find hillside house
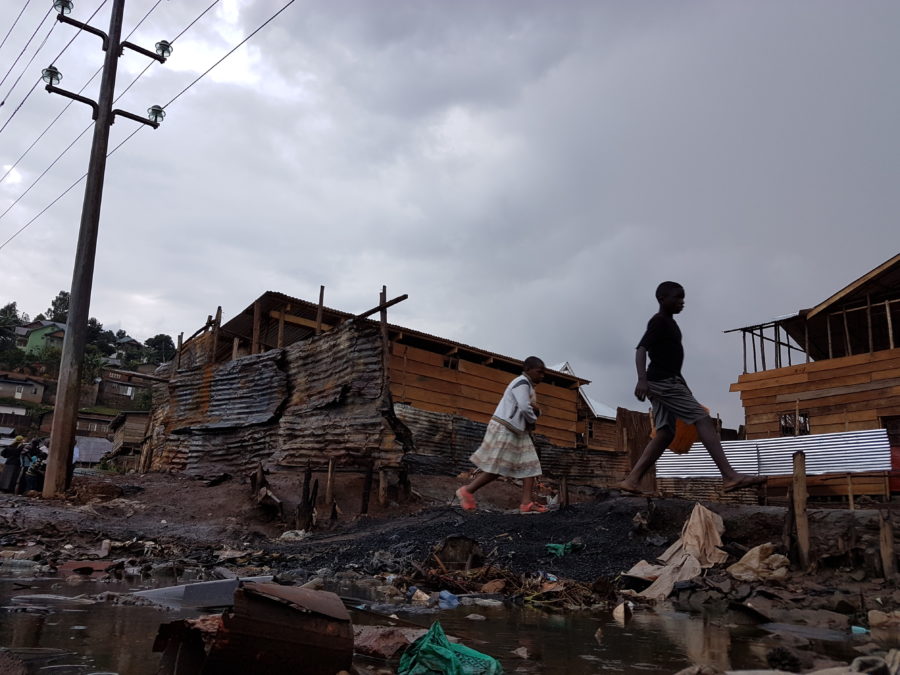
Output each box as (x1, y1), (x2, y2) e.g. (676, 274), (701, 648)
(15, 321), (66, 354)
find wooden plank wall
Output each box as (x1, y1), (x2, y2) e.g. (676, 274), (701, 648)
(731, 348), (900, 439)
(389, 343), (578, 447)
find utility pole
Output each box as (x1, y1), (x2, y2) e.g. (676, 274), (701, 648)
(42, 0), (169, 498)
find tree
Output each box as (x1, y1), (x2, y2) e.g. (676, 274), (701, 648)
(0, 301), (27, 350)
(144, 334), (175, 363)
(82, 346), (104, 383)
(115, 329), (127, 339)
(86, 317), (116, 356)
(46, 291), (69, 323)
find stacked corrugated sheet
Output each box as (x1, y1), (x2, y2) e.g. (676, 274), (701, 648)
(656, 428), (891, 478)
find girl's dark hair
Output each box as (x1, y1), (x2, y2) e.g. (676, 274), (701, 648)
(523, 356), (544, 370)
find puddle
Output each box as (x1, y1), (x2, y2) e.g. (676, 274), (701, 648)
(0, 574), (869, 674)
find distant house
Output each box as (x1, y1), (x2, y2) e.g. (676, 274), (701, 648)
(0, 374), (44, 404)
(15, 321), (67, 354)
(107, 411), (150, 471)
(97, 368), (153, 409)
(39, 409), (116, 438)
(115, 336), (144, 362)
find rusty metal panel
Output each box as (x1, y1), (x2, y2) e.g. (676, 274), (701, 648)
(240, 583), (350, 621)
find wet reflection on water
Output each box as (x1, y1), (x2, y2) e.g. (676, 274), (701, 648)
(0, 574), (867, 674)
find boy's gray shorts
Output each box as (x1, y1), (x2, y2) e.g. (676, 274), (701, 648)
(648, 377), (709, 431)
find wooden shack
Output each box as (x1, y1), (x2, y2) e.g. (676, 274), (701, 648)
(142, 290), (639, 489)
(727, 253), (900, 500)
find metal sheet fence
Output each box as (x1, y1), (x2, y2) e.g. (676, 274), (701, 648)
(656, 429), (891, 478)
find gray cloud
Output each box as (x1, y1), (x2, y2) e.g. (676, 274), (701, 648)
(1, 0), (898, 425)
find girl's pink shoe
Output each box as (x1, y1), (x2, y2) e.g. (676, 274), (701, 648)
(455, 487), (476, 511)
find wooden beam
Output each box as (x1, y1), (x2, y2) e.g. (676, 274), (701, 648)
(267, 310), (334, 332)
(843, 309), (852, 357)
(324, 457), (335, 507)
(251, 301), (261, 355)
(880, 510), (896, 580)
(277, 307), (285, 348)
(209, 306), (221, 362)
(355, 294), (408, 321)
(887, 300), (895, 351)
(751, 329), (758, 372)
(792, 451), (810, 570)
(804, 323), (810, 364)
(847, 473), (854, 510)
(827, 314), (833, 359)
(380, 285), (392, 412)
(378, 469), (388, 507)
(175, 332), (183, 370)
(774, 377), (900, 403)
(315, 285), (325, 335)
(231, 337), (239, 361)
(867, 294), (874, 353)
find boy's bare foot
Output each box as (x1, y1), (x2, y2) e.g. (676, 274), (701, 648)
(722, 474), (766, 492)
(615, 480), (654, 496)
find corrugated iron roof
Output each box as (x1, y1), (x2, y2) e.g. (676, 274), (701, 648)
(656, 429), (891, 478)
(219, 291), (589, 388)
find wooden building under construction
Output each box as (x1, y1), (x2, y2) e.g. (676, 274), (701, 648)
(141, 290), (641, 490)
(727, 253), (900, 499)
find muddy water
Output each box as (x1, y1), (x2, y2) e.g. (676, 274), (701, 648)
(0, 573), (863, 674)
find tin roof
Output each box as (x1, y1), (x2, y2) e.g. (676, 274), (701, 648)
(656, 428), (891, 478)
(217, 291), (588, 389)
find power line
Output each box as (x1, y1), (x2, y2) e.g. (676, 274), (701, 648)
(0, 0), (161, 184)
(0, 7), (51, 92)
(164, 0), (296, 109)
(0, 0), (33, 53)
(1, 14), (57, 107)
(0, 0), (298, 252)
(171, 0), (220, 43)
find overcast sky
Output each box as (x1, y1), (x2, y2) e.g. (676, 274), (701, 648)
(1, 0), (898, 425)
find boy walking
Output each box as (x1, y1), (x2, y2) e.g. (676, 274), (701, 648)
(455, 356), (548, 514)
(617, 282), (765, 495)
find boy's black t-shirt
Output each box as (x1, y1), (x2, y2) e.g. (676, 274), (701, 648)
(637, 313), (684, 381)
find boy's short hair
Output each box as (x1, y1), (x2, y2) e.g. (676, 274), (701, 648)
(523, 356), (545, 370)
(655, 281), (684, 301)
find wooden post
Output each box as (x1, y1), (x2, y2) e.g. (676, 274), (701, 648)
(867, 294), (874, 353)
(774, 324), (781, 369)
(324, 457), (335, 506)
(175, 332), (183, 370)
(560, 475), (570, 508)
(792, 451), (810, 570)
(231, 337), (239, 360)
(880, 510), (896, 580)
(843, 309), (852, 357)
(847, 473), (855, 510)
(794, 400), (800, 436)
(360, 463), (374, 515)
(315, 285), (325, 335)
(277, 307), (285, 348)
(742, 330), (747, 374)
(827, 314), (833, 359)
(751, 329), (758, 372)
(804, 323), (810, 363)
(209, 306), (221, 362)
(887, 300), (895, 350)
(251, 301), (261, 355)
(379, 285), (392, 411)
(378, 469), (388, 507)
(760, 328), (767, 371)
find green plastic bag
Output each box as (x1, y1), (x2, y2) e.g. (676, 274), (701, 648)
(398, 621), (503, 675)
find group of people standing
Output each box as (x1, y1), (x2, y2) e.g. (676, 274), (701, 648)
(0, 435), (48, 495)
(456, 281), (766, 513)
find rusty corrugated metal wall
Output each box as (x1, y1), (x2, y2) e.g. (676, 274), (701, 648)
(396, 403), (630, 486)
(141, 323), (408, 475)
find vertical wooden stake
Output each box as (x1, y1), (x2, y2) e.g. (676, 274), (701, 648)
(804, 323), (810, 363)
(251, 300), (261, 355)
(378, 469), (388, 507)
(792, 451), (810, 570)
(360, 464), (374, 515)
(887, 300), (895, 350)
(277, 307), (285, 348)
(867, 294), (874, 353)
(324, 458), (335, 506)
(843, 309), (852, 356)
(231, 337), (239, 361)
(879, 510), (896, 580)
(794, 400), (800, 436)
(315, 285), (325, 335)
(827, 314), (833, 359)
(209, 306), (221, 362)
(847, 473), (855, 510)
(560, 475), (569, 508)
(175, 332), (183, 370)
